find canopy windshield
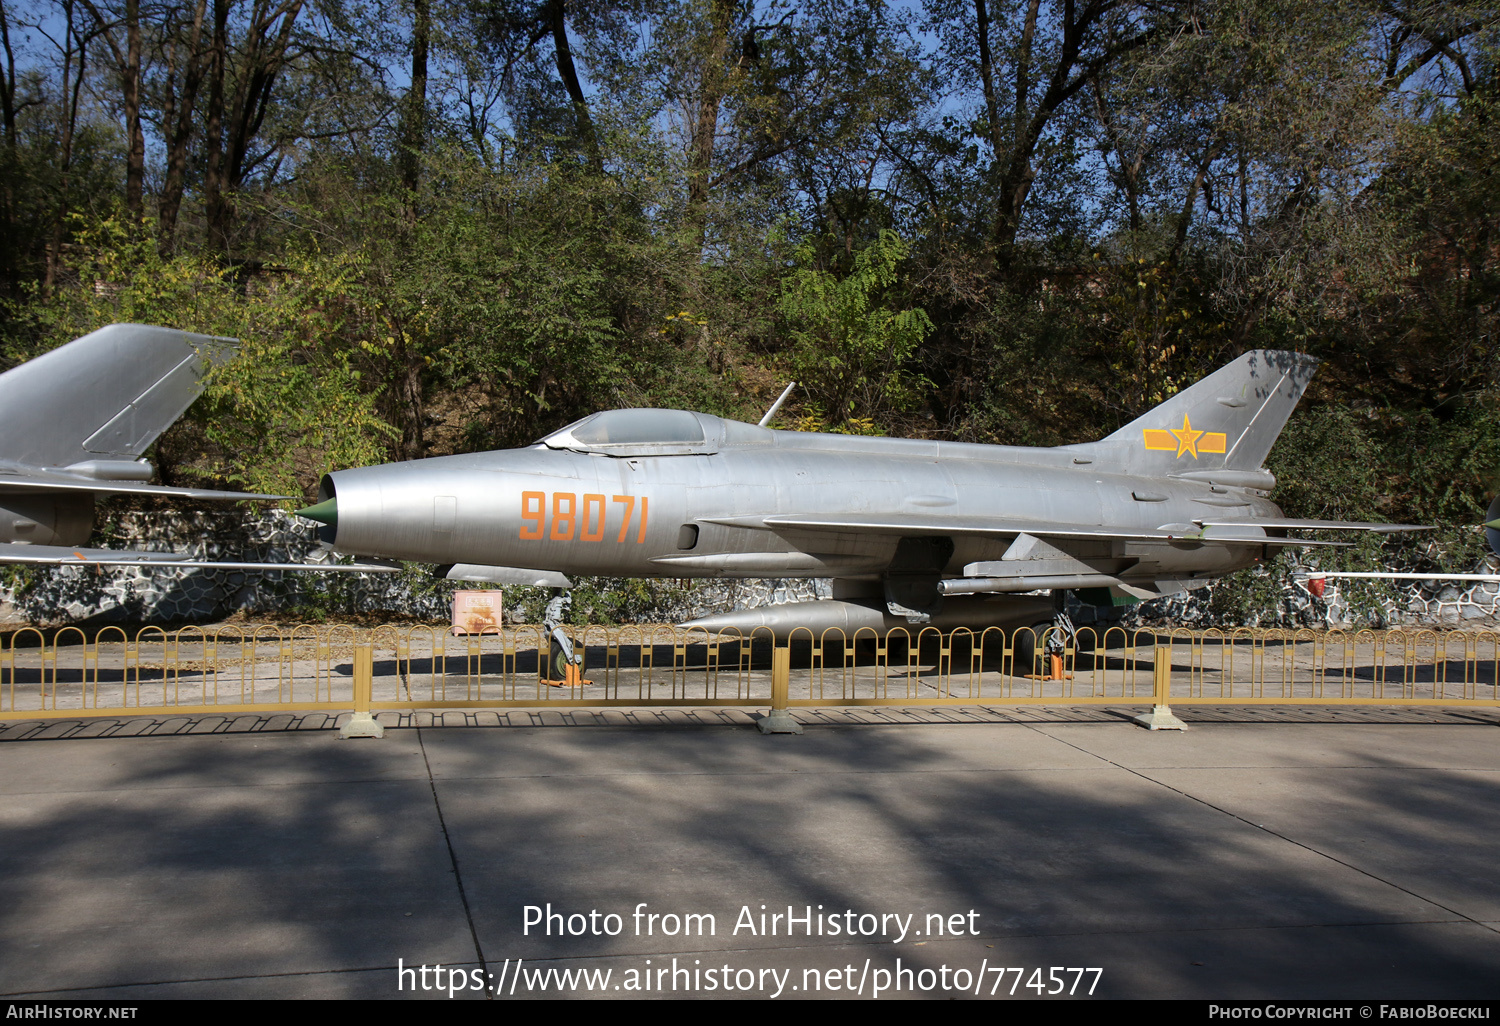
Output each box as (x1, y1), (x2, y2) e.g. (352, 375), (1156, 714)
(538, 408), (773, 456)
(571, 409), (705, 445)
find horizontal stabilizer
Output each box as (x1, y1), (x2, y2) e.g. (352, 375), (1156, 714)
(1197, 517), (1428, 534)
(0, 543), (398, 571)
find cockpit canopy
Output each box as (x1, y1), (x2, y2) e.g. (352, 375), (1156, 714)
(538, 409), (773, 456)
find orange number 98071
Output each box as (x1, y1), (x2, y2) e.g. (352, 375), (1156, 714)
(519, 491), (648, 542)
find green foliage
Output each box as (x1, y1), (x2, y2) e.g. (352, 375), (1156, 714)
(1267, 403), (1390, 523)
(15, 214), (394, 498)
(569, 578), (695, 625)
(348, 170), (628, 453)
(0, 563), (40, 597)
(777, 229), (933, 428)
(1206, 538), (1407, 630)
(1090, 257), (1234, 416)
(1392, 392), (1500, 526)
(944, 282), (1097, 446)
(1206, 556), (1305, 628)
(1269, 389), (1500, 528)
(500, 578), (694, 625)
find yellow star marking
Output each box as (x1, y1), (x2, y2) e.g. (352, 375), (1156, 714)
(1143, 421), (1228, 457)
(1171, 415), (1204, 458)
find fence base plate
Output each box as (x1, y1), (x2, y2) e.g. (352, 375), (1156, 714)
(340, 712), (386, 739)
(1133, 705), (1187, 731)
(758, 710), (803, 735)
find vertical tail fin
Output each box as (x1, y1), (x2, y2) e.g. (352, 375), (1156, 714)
(1070, 350), (1318, 474)
(0, 323), (235, 469)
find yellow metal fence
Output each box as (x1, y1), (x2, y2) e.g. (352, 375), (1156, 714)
(2, 624), (1498, 723)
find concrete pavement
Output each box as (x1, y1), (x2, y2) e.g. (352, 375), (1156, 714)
(2, 705), (1500, 999)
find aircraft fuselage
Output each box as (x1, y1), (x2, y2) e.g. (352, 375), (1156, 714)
(316, 427), (1282, 585)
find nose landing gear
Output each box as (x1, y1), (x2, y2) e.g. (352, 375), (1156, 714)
(542, 590), (592, 687)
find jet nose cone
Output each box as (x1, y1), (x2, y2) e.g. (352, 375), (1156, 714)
(296, 497), (338, 528)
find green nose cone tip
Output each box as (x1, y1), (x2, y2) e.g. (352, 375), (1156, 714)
(297, 498), (338, 528)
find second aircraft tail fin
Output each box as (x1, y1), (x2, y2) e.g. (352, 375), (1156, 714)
(0, 323), (235, 470)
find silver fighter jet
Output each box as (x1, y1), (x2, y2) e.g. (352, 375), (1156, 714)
(298, 350), (1423, 634)
(0, 323), (390, 573)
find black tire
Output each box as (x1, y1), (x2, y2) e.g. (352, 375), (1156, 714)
(549, 637), (571, 680)
(1012, 623), (1050, 678)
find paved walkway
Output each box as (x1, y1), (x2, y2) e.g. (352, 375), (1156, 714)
(3, 706), (1500, 999)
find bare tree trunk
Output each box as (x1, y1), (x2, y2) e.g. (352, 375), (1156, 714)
(0, 0), (19, 242)
(204, 0), (229, 251)
(224, 0), (303, 189)
(686, 0), (735, 249)
(1169, 138), (1223, 263)
(123, 0), (143, 220)
(158, 0), (209, 255)
(1014, 0), (1040, 143)
(398, 0), (429, 213)
(548, 0), (599, 172)
(974, 0), (999, 157)
(204, 0), (303, 252)
(0, 0), (16, 149)
(986, 2), (1159, 273)
(44, 0), (85, 295)
(77, 0), (145, 222)
(1090, 78), (1145, 241)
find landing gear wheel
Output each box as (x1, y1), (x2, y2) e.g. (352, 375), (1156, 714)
(545, 629), (592, 687)
(549, 636), (571, 681)
(1013, 622), (1049, 679)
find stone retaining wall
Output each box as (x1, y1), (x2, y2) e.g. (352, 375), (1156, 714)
(1075, 555), (1500, 632)
(1, 511), (1495, 629)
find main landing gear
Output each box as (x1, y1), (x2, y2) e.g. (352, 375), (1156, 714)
(1016, 591), (1074, 681)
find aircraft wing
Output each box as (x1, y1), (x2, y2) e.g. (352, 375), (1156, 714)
(0, 469), (285, 501)
(0, 542), (397, 571)
(747, 512), (1378, 547)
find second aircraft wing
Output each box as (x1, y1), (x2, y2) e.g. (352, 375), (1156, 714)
(0, 542), (398, 571)
(0, 470), (285, 501)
